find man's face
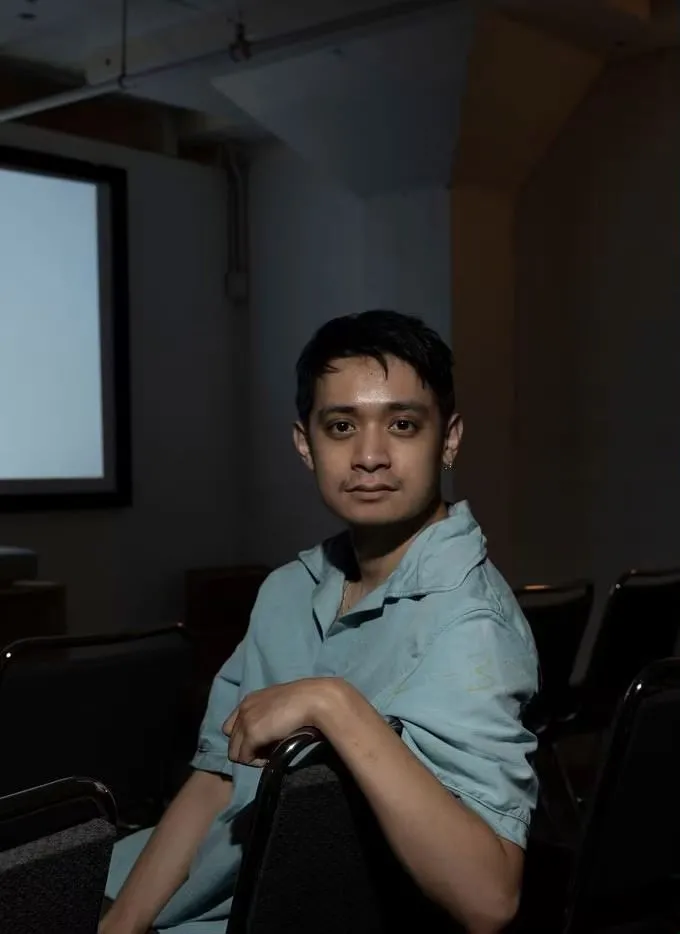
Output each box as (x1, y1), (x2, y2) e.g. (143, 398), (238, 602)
(293, 355), (462, 527)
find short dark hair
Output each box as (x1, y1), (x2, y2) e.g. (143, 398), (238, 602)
(295, 310), (455, 424)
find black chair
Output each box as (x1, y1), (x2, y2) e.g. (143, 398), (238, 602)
(229, 721), (459, 934)
(515, 580), (594, 730)
(515, 582), (593, 847)
(0, 776), (117, 934)
(0, 623), (195, 826)
(560, 657), (680, 934)
(574, 569), (680, 733)
(541, 569), (680, 815)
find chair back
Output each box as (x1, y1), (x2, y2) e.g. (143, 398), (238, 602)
(564, 658), (680, 934)
(184, 566), (269, 712)
(0, 776), (117, 934)
(584, 569), (680, 720)
(515, 580), (594, 725)
(229, 725), (457, 934)
(0, 624), (194, 821)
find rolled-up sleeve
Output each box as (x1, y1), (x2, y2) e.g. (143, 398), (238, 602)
(388, 611), (539, 848)
(190, 640), (246, 777)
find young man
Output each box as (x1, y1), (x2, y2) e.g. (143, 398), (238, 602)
(101, 310), (538, 934)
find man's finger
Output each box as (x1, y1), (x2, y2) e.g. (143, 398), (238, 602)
(227, 718), (242, 763)
(223, 707), (239, 736)
(240, 728), (274, 768)
(238, 730), (256, 766)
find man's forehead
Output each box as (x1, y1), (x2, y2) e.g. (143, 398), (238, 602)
(313, 356), (434, 408)
(320, 355), (421, 385)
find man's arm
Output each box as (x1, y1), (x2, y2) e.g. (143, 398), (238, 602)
(316, 683), (522, 934)
(100, 771), (233, 934)
(225, 614), (537, 934)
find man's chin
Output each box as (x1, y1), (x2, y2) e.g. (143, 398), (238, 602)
(345, 513), (402, 528)
(324, 492), (444, 532)
(330, 499), (411, 528)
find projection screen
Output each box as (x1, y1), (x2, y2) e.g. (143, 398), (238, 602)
(0, 145), (131, 510)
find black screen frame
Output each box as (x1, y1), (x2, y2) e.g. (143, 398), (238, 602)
(0, 144), (132, 512)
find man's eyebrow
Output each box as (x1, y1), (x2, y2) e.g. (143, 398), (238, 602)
(316, 405), (357, 420)
(386, 401), (430, 415)
(316, 400), (430, 420)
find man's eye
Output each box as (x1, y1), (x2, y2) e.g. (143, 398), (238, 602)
(329, 421), (354, 435)
(391, 419), (417, 433)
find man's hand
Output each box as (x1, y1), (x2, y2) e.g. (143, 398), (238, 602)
(223, 678), (343, 767)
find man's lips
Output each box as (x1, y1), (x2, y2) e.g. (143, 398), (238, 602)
(346, 483), (398, 493)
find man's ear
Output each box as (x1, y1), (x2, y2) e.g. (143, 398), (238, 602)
(293, 421), (315, 471)
(442, 413), (464, 467)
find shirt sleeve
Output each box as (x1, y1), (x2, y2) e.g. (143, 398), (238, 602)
(386, 611), (539, 849)
(190, 639), (245, 777)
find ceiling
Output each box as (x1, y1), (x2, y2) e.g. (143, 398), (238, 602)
(1, 1), (475, 137)
(0, 0), (673, 187)
(214, 3), (474, 194)
(0, 0), (670, 108)
(1, 1), (450, 77)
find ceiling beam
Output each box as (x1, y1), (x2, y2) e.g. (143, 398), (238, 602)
(84, 0), (451, 84)
(85, 10), (233, 85)
(0, 60), (182, 155)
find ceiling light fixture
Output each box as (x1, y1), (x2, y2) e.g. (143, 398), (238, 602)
(228, 0), (252, 62)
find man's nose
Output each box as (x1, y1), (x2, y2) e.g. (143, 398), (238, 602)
(351, 426), (391, 472)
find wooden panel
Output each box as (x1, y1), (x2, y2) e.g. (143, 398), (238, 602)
(605, 0), (651, 20)
(184, 565), (269, 699)
(451, 187), (517, 574)
(454, 12), (603, 192)
(450, 13), (604, 576)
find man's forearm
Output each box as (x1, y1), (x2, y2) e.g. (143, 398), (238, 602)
(315, 684), (522, 934)
(101, 770), (233, 934)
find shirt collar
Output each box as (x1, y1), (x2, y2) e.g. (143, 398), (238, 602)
(299, 501), (487, 638)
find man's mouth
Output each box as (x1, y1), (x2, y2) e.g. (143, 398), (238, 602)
(346, 483), (397, 493)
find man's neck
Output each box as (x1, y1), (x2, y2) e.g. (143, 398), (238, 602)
(350, 499), (448, 591)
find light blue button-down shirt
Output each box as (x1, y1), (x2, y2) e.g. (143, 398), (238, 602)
(106, 502), (538, 933)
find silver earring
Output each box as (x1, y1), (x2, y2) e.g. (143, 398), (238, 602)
(443, 461), (454, 472)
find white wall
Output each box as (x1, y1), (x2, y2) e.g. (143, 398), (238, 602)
(0, 130), (453, 622)
(0, 123), (243, 633)
(364, 188), (452, 342)
(246, 142), (452, 566)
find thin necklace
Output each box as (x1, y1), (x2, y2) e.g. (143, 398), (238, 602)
(338, 580), (350, 617)
(338, 579), (357, 617)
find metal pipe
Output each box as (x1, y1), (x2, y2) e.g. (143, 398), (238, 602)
(0, 78), (124, 122)
(0, 0), (460, 124)
(224, 145), (249, 307)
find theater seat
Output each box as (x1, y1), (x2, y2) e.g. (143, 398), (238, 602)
(0, 776), (117, 934)
(229, 721), (459, 934)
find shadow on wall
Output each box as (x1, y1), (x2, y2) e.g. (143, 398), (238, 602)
(246, 143), (454, 567)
